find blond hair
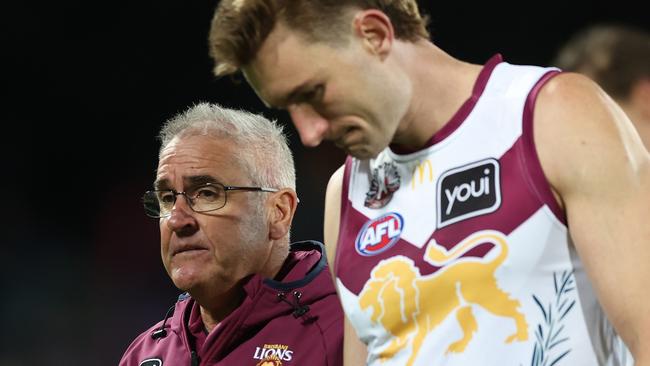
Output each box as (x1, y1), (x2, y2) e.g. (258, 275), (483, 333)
(209, 0), (430, 76)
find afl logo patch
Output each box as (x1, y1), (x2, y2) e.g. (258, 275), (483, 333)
(139, 359), (162, 366)
(356, 212), (404, 256)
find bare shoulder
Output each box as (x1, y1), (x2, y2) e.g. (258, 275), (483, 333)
(533, 72), (648, 196)
(535, 72), (615, 126)
(533, 73), (650, 360)
(324, 164), (345, 271)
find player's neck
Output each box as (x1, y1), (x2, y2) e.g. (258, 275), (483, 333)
(393, 43), (483, 149)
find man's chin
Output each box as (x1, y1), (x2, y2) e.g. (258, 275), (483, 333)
(346, 145), (381, 160)
(170, 267), (202, 291)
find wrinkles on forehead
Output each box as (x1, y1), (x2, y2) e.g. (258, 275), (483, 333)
(154, 135), (242, 190)
(153, 175), (220, 191)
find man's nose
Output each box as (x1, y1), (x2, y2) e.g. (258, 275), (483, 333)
(288, 104), (329, 147)
(165, 196), (199, 237)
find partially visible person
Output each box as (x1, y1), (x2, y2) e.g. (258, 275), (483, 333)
(554, 24), (650, 150)
(208, 2), (650, 366)
(120, 103), (343, 365)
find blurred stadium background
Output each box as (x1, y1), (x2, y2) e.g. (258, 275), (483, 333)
(1, 1), (647, 364)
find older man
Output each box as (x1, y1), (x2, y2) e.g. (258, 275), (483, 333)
(120, 103), (343, 365)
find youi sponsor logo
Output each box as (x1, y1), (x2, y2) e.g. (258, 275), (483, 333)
(437, 158), (501, 228)
(356, 212), (404, 256)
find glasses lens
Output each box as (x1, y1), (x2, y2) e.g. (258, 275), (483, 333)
(143, 190), (178, 218)
(142, 184), (228, 218)
(190, 184), (225, 212)
(142, 191), (162, 218)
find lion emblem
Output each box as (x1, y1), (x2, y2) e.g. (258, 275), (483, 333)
(359, 231), (528, 365)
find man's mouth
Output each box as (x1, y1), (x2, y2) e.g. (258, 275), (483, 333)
(173, 244), (208, 256)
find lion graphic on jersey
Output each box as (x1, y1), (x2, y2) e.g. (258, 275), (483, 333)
(359, 230), (528, 366)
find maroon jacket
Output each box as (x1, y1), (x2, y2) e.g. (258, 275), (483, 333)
(120, 241), (343, 366)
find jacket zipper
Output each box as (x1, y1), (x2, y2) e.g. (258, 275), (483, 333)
(191, 350), (199, 366)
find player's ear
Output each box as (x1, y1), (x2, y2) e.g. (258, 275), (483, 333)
(352, 9), (394, 59)
(268, 188), (298, 240)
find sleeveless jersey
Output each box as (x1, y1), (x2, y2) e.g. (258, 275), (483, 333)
(335, 55), (630, 366)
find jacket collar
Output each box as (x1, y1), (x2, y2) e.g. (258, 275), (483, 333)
(162, 241), (331, 360)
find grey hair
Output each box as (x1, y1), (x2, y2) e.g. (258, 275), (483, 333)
(158, 102), (296, 191)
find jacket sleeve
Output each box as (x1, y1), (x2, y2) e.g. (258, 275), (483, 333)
(317, 292), (344, 366)
(119, 321), (164, 366)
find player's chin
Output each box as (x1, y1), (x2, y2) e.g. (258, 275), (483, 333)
(347, 146), (381, 160)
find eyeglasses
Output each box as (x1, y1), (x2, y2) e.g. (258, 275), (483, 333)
(142, 182), (278, 218)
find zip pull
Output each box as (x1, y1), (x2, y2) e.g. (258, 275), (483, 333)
(151, 304), (175, 340)
(277, 291), (310, 318)
(190, 350), (199, 366)
(292, 291), (310, 317)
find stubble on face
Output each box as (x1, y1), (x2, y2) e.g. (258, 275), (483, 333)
(170, 196), (270, 296)
(246, 22), (411, 160)
(156, 136), (274, 297)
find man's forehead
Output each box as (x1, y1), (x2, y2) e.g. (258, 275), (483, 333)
(153, 175), (220, 189)
(155, 135), (236, 175)
(243, 24), (319, 107)
(243, 67), (311, 110)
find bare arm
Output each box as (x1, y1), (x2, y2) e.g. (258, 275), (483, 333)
(344, 316), (368, 366)
(324, 165), (345, 273)
(535, 73), (650, 364)
(324, 165), (369, 365)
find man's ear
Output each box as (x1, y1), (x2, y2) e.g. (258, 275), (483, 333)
(352, 9), (395, 60)
(268, 189), (299, 240)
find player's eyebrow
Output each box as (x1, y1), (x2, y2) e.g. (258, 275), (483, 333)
(270, 81), (315, 109)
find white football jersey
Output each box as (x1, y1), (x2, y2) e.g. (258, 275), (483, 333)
(335, 55), (631, 366)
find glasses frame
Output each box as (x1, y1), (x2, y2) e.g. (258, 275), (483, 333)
(143, 182), (278, 218)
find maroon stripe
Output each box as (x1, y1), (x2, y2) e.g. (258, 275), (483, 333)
(336, 62), (568, 296)
(430, 139), (550, 247)
(336, 137), (556, 293)
(433, 53), (503, 145)
(521, 70), (566, 224)
(390, 54), (504, 155)
(334, 156), (354, 272)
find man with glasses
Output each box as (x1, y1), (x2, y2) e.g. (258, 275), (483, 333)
(120, 103), (343, 366)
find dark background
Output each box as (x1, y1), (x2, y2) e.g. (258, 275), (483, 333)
(1, 1), (647, 364)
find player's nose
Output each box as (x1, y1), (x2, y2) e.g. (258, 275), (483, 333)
(288, 104), (329, 147)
